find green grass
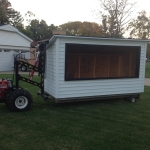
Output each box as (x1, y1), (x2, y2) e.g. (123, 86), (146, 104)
(145, 62), (150, 78)
(1, 74), (150, 150)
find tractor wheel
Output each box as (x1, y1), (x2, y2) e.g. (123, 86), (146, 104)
(6, 89), (33, 112)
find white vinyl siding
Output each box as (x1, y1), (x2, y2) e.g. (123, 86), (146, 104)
(0, 30), (31, 48)
(44, 43), (57, 97)
(0, 50), (30, 71)
(58, 38), (146, 99)
(0, 25), (32, 71)
(0, 50), (15, 71)
(45, 36), (147, 100)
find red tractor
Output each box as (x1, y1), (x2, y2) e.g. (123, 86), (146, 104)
(0, 42), (47, 112)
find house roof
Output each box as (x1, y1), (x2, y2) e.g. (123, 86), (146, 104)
(0, 24), (32, 42)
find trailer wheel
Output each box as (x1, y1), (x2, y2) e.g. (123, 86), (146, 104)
(6, 89), (33, 111)
(21, 65), (27, 72)
(125, 96), (136, 103)
(129, 97), (136, 103)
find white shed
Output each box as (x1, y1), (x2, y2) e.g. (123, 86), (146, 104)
(44, 35), (149, 102)
(0, 24), (32, 71)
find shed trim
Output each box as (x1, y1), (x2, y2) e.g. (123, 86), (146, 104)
(55, 92), (141, 103)
(55, 39), (60, 98)
(47, 35), (150, 48)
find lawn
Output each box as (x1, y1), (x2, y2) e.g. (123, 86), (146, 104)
(0, 73), (150, 150)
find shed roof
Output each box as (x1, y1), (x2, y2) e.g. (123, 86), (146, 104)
(47, 35), (150, 48)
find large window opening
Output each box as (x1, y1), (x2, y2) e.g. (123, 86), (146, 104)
(65, 44), (140, 80)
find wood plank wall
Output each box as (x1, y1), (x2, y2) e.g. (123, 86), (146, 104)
(65, 45), (140, 80)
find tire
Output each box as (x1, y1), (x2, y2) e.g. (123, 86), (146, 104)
(6, 89), (33, 112)
(125, 96), (136, 103)
(129, 97), (136, 103)
(21, 65), (27, 72)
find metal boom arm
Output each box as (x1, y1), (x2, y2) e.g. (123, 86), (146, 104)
(14, 42), (47, 98)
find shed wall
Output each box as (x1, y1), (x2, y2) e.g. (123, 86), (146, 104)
(46, 37), (147, 100)
(44, 42), (57, 98)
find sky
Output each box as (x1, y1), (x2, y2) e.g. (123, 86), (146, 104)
(9, 0), (150, 26)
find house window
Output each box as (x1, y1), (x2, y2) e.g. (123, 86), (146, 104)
(65, 43), (141, 81)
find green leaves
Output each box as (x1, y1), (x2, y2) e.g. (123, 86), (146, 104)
(0, 0), (10, 24)
(0, 0), (24, 26)
(128, 11), (150, 39)
(0, 6), (8, 24)
(60, 21), (103, 37)
(27, 19), (53, 41)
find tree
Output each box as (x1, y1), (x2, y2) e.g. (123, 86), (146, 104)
(39, 20), (53, 40)
(0, 6), (7, 24)
(49, 24), (58, 30)
(60, 21), (82, 35)
(127, 11), (150, 61)
(17, 26), (33, 39)
(0, 0), (24, 26)
(9, 11), (24, 27)
(60, 21), (102, 36)
(24, 11), (37, 25)
(78, 22), (102, 36)
(96, 0), (136, 38)
(25, 11), (54, 40)
(27, 19), (39, 40)
(27, 19), (52, 41)
(128, 11), (150, 39)
(0, 0), (11, 24)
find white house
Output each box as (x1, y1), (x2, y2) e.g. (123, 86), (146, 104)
(0, 24), (32, 71)
(44, 35), (149, 102)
